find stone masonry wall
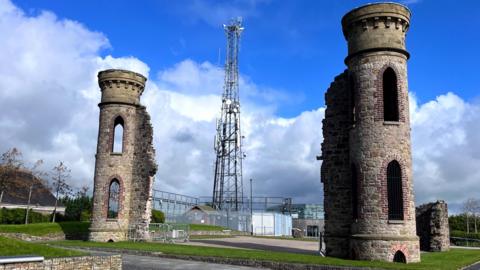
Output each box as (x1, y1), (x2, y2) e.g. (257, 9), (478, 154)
(321, 71), (352, 258)
(0, 255), (122, 270)
(416, 200), (450, 251)
(129, 105), (157, 240)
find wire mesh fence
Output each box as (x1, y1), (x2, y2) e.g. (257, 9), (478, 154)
(128, 223), (190, 243)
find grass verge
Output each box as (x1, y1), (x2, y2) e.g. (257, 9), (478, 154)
(52, 240), (480, 270)
(0, 222), (90, 236)
(0, 236), (85, 258)
(189, 224), (228, 231)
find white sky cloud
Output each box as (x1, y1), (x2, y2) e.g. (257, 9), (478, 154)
(0, 0), (478, 213)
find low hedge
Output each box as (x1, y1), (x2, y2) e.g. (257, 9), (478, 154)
(0, 208), (51, 224)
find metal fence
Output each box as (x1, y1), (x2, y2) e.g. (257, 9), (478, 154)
(451, 237), (480, 247)
(170, 210), (252, 232)
(128, 223), (190, 243)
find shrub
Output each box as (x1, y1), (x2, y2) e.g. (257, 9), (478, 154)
(151, 209), (165, 223)
(0, 208), (50, 224)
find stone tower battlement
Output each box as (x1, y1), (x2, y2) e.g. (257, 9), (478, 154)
(98, 69), (147, 105)
(342, 2), (410, 61)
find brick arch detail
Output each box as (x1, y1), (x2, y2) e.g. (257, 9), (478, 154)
(109, 114), (128, 153)
(377, 155), (411, 220)
(390, 243), (410, 263)
(374, 63), (406, 123)
(104, 175), (125, 220)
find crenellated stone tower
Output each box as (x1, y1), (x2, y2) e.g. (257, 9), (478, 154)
(321, 3), (420, 263)
(89, 69), (157, 242)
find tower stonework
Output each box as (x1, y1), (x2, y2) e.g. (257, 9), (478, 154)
(89, 69), (157, 242)
(321, 3), (420, 263)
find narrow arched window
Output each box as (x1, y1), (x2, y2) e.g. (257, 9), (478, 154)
(112, 116), (124, 153)
(349, 74), (356, 125)
(387, 161), (403, 220)
(107, 179), (120, 219)
(383, 68), (399, 121)
(351, 164), (359, 219)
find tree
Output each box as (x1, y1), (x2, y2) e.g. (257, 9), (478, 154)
(25, 159), (47, 224)
(50, 161), (72, 223)
(0, 148), (24, 205)
(463, 198), (479, 234)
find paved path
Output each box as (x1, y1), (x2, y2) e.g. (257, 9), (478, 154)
(186, 236), (320, 255)
(122, 254), (264, 270)
(63, 246), (264, 270)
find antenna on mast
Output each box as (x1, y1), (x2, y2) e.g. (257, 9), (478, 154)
(212, 17), (245, 211)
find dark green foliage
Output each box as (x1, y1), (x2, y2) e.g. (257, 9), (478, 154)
(60, 195), (92, 222)
(0, 207), (50, 224)
(151, 209), (165, 223)
(451, 230), (480, 240)
(449, 214), (478, 232)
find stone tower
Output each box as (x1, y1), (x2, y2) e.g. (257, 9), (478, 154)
(321, 3), (420, 263)
(89, 69), (157, 242)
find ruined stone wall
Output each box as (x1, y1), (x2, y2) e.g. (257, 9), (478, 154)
(89, 69), (156, 242)
(129, 105), (157, 240)
(321, 71), (352, 258)
(416, 201), (450, 251)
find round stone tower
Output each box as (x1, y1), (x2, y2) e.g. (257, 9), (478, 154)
(89, 69), (151, 242)
(343, 3), (420, 262)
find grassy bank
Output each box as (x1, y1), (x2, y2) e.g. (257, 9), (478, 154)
(189, 224), (228, 231)
(0, 236), (85, 258)
(0, 222), (90, 236)
(53, 240), (480, 270)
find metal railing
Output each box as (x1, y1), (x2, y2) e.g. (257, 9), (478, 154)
(451, 237), (480, 247)
(128, 223), (189, 243)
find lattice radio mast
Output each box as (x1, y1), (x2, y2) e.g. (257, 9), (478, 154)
(212, 17), (245, 211)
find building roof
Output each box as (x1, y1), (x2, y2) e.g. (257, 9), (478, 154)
(189, 205), (218, 213)
(0, 167), (61, 207)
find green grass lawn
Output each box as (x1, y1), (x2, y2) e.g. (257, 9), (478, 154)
(53, 240), (480, 270)
(0, 236), (85, 258)
(189, 224), (229, 231)
(0, 222), (90, 236)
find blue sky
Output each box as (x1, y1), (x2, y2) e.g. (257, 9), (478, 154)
(1, 0), (479, 212)
(14, 0), (480, 117)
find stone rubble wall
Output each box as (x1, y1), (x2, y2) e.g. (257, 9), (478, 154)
(321, 71), (353, 258)
(416, 200), (450, 251)
(0, 255), (122, 270)
(129, 105), (157, 240)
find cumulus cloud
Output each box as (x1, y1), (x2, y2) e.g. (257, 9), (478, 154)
(410, 93), (480, 212)
(0, 0), (478, 211)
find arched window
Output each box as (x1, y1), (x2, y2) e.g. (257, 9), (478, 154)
(351, 164), (359, 219)
(107, 179), (120, 219)
(349, 74), (356, 125)
(387, 160), (403, 220)
(393, 250), (406, 263)
(383, 68), (399, 121)
(112, 116), (124, 153)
